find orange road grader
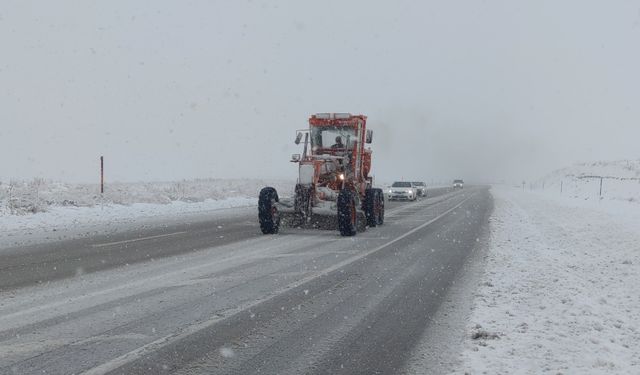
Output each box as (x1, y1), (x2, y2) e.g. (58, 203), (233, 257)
(259, 113), (385, 236)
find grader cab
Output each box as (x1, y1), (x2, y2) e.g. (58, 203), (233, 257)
(258, 113), (384, 236)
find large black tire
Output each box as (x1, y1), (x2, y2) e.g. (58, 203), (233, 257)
(258, 187), (280, 234)
(374, 188), (385, 225)
(364, 188), (377, 227)
(337, 189), (357, 236)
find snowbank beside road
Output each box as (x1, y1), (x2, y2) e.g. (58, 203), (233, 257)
(0, 178), (292, 215)
(0, 179), (293, 248)
(0, 197), (259, 248)
(455, 186), (640, 374)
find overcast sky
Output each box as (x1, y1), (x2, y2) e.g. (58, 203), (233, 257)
(1, 0), (638, 184)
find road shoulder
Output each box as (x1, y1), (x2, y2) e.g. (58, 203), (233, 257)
(0, 201), (257, 250)
(453, 186), (640, 374)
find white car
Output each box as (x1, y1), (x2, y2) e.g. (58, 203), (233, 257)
(453, 179), (464, 189)
(387, 181), (417, 201)
(411, 181), (427, 197)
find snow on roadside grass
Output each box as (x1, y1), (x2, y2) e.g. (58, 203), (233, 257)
(0, 178), (292, 215)
(0, 179), (293, 248)
(0, 197), (258, 248)
(455, 186), (640, 374)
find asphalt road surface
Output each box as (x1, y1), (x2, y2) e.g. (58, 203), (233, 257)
(0, 186), (492, 374)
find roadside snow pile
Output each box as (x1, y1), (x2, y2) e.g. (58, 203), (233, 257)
(0, 178), (292, 215)
(455, 186), (640, 374)
(535, 159), (640, 204)
(0, 178), (292, 247)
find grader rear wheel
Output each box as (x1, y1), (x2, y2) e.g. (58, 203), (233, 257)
(365, 188), (377, 227)
(294, 184), (313, 225)
(374, 188), (385, 225)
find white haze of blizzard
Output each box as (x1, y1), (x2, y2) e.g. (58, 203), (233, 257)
(0, 1), (639, 183)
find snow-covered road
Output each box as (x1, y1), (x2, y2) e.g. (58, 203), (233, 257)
(0, 187), (492, 374)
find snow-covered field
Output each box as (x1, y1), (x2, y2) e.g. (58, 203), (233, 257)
(533, 159), (640, 204)
(0, 179), (292, 247)
(456, 185), (640, 374)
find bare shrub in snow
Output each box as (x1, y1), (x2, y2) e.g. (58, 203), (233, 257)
(471, 329), (500, 340)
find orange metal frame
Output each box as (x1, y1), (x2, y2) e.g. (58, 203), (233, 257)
(307, 114), (372, 198)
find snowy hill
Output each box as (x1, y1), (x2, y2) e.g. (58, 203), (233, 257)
(535, 160), (640, 203)
(543, 159), (640, 180)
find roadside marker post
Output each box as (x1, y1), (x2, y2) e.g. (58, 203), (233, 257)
(100, 156), (104, 194)
(599, 177), (603, 198)
(100, 156), (104, 211)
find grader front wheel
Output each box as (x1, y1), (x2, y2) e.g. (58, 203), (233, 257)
(338, 189), (357, 237)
